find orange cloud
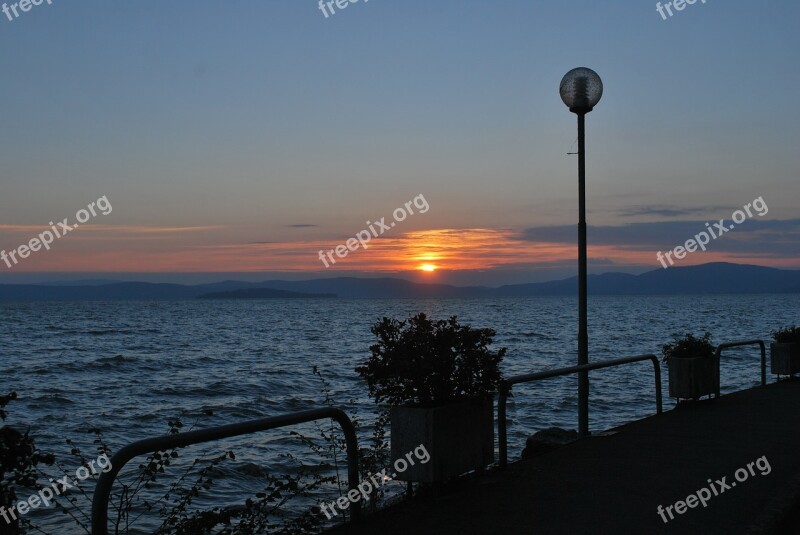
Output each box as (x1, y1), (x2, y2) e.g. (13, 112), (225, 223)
(1, 226), (798, 273)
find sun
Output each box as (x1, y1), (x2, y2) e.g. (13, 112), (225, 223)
(419, 264), (438, 272)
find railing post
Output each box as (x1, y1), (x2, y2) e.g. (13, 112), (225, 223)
(651, 355), (663, 414)
(498, 382), (509, 469)
(715, 346), (723, 398)
(335, 411), (361, 522)
(715, 340), (767, 396)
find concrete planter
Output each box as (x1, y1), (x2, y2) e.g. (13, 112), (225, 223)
(667, 356), (717, 400)
(770, 342), (800, 376)
(390, 398), (494, 483)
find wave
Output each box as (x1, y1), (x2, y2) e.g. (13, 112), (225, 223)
(29, 394), (74, 405)
(95, 354), (137, 364)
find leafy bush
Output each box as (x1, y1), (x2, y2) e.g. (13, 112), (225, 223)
(2, 367), (392, 535)
(772, 326), (800, 344)
(662, 332), (715, 364)
(1, 392), (55, 535)
(356, 313), (506, 407)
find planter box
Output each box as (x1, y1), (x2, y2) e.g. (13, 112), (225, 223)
(770, 342), (800, 376)
(668, 356), (717, 400)
(390, 398), (494, 483)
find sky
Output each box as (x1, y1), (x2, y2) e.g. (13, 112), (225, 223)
(0, 0), (798, 286)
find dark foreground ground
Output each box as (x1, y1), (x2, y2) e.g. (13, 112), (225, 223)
(331, 379), (800, 535)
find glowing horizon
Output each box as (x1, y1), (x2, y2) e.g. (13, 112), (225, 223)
(1, 225), (797, 275)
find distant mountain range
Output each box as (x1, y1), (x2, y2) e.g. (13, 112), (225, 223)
(197, 288), (336, 300)
(0, 263), (798, 301)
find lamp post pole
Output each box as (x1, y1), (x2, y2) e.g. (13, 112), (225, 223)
(559, 67), (602, 439)
(577, 111), (589, 438)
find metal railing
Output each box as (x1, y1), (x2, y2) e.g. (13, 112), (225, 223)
(91, 407), (360, 535)
(715, 339), (767, 397)
(498, 354), (662, 468)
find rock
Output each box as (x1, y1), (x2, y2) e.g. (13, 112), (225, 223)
(521, 427), (578, 459)
(238, 463), (265, 477)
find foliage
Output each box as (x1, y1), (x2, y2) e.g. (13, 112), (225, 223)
(356, 313), (506, 407)
(290, 366), (392, 519)
(772, 326), (800, 344)
(662, 332), (715, 364)
(1, 391), (55, 535)
(2, 364), (393, 535)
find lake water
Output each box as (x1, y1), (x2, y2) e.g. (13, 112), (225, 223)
(1, 295), (797, 533)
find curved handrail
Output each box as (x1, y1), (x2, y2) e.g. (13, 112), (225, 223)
(498, 354), (662, 467)
(91, 407), (359, 534)
(715, 339), (766, 397)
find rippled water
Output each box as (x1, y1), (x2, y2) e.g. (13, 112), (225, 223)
(1, 295), (797, 533)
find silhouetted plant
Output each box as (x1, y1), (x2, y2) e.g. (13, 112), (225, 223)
(2, 402), (328, 535)
(112, 414), (333, 534)
(662, 332), (715, 364)
(355, 408), (390, 510)
(772, 326), (800, 344)
(356, 313), (506, 407)
(2, 367), (393, 535)
(1, 391), (55, 535)
(290, 366), (392, 520)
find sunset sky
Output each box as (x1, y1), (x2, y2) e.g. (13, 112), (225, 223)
(1, 0), (798, 286)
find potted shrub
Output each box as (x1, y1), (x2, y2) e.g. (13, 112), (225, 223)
(663, 332), (717, 401)
(356, 313), (506, 483)
(770, 326), (800, 377)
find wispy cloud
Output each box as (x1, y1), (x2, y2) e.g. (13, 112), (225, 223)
(519, 219), (800, 263)
(3, 221), (799, 273)
(616, 205), (730, 218)
(0, 224), (222, 235)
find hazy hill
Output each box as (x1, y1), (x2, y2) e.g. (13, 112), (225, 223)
(493, 263), (800, 296)
(197, 288), (335, 299)
(0, 263), (798, 301)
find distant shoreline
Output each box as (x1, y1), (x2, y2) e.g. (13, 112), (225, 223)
(197, 288), (336, 300)
(0, 263), (798, 301)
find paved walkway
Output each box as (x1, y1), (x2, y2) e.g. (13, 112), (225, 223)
(331, 379), (800, 534)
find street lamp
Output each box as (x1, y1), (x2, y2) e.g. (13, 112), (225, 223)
(560, 67), (603, 438)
